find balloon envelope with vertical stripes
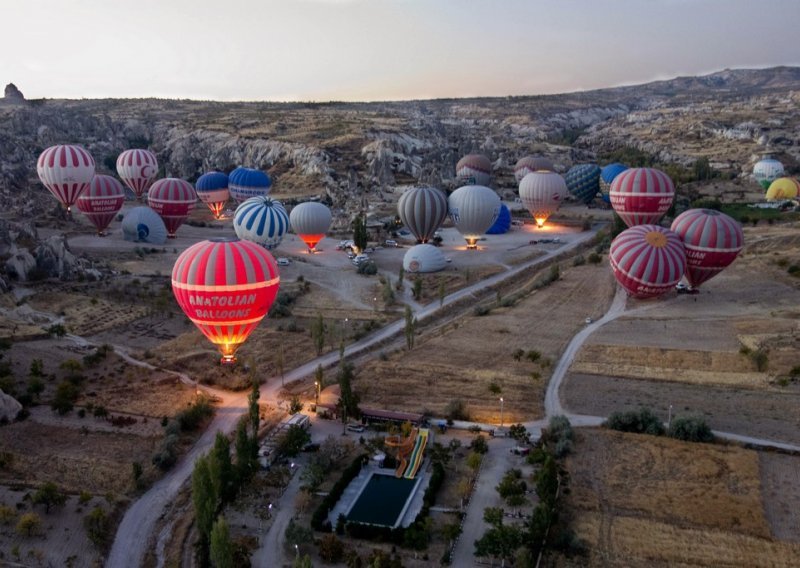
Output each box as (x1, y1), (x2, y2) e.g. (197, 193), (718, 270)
(456, 154), (492, 187)
(518, 171), (567, 228)
(233, 196), (290, 250)
(448, 185), (501, 247)
(609, 168), (675, 227)
(147, 178), (197, 237)
(600, 163), (628, 203)
(171, 238), (280, 365)
(195, 171), (230, 219)
(228, 167), (272, 202)
(397, 186), (448, 243)
(116, 149), (158, 199)
(76, 175), (126, 235)
(670, 208), (743, 288)
(289, 202), (332, 252)
(514, 156), (554, 183)
(486, 203), (511, 234)
(609, 225), (686, 299)
(36, 144), (96, 212)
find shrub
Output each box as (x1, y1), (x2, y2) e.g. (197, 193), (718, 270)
(572, 255), (586, 266)
(604, 408), (665, 436)
(84, 506), (111, 549)
(668, 416), (714, 443)
(16, 512), (42, 536)
(587, 252), (602, 264)
(357, 261), (378, 275)
(470, 435), (489, 454)
(473, 305), (490, 317)
(175, 397), (214, 431)
(445, 399), (470, 421)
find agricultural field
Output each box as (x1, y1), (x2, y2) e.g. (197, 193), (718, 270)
(557, 429), (800, 567)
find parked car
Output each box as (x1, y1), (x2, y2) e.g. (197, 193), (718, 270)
(276, 257), (290, 266)
(352, 254), (370, 265)
(346, 423), (365, 432)
(585, 317), (593, 324)
(384, 239), (398, 247)
(347, 251), (356, 259)
(510, 446), (530, 456)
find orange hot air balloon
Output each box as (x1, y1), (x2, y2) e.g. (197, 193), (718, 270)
(171, 238), (280, 364)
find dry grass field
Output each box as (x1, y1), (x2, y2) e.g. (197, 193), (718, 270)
(560, 429), (800, 567)
(355, 261), (616, 423)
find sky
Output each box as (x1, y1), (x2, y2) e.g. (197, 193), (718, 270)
(2, 0), (798, 102)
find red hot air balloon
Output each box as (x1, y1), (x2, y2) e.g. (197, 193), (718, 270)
(147, 178), (197, 238)
(36, 144), (96, 213)
(76, 175), (126, 235)
(609, 225), (686, 299)
(171, 238), (280, 364)
(116, 149), (158, 199)
(670, 208), (743, 289)
(609, 168), (674, 227)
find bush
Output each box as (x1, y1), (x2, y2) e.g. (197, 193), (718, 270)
(152, 434), (178, 471)
(473, 305), (491, 317)
(51, 380), (80, 415)
(587, 252), (602, 264)
(668, 416), (714, 443)
(175, 397), (214, 431)
(84, 506), (111, 549)
(470, 435), (489, 454)
(445, 399), (470, 421)
(357, 260), (378, 275)
(604, 408), (665, 436)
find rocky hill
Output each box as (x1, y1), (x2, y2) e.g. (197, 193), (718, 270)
(0, 66), (798, 227)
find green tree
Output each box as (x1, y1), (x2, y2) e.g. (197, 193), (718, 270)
(318, 533), (344, 563)
(496, 469), (527, 504)
(234, 420), (254, 483)
(51, 380), (79, 415)
(535, 455), (559, 510)
(693, 156), (713, 181)
(132, 461), (144, 489)
(300, 462), (326, 492)
(352, 215), (368, 252)
(336, 361), (360, 419)
(293, 555), (313, 568)
(404, 305), (416, 350)
(209, 516), (234, 568)
(466, 451), (483, 473)
(382, 277), (395, 305)
(311, 313), (325, 355)
(285, 518), (314, 554)
(438, 281), (446, 307)
(29, 358), (44, 377)
(248, 378), (260, 437)
(210, 432), (235, 503)
(84, 506), (111, 548)
(32, 482), (66, 513)
(278, 424), (311, 457)
(289, 395), (304, 414)
(398, 265), (405, 285)
(192, 455), (218, 545)
(474, 507), (524, 565)
(488, 381), (502, 395)
(16, 512), (42, 536)
(412, 277), (423, 301)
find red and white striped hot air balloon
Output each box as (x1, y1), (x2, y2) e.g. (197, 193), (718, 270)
(670, 208), (743, 289)
(116, 149), (158, 199)
(456, 154), (492, 187)
(609, 225), (686, 299)
(36, 144), (96, 213)
(76, 175), (126, 236)
(147, 178), (197, 238)
(171, 238), (280, 364)
(609, 168), (674, 228)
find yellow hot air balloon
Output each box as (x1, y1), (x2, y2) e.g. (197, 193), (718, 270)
(765, 177), (799, 201)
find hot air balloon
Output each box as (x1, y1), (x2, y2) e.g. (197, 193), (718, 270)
(600, 163), (628, 203)
(196, 172), (230, 219)
(518, 171), (567, 228)
(228, 167), (272, 202)
(486, 203), (511, 234)
(121, 206), (168, 244)
(456, 154), (492, 187)
(609, 168), (674, 228)
(609, 225), (686, 299)
(116, 149), (158, 199)
(76, 175), (126, 235)
(765, 177), (799, 201)
(514, 156), (554, 183)
(233, 196), (290, 250)
(670, 209), (743, 289)
(172, 238), (280, 365)
(753, 158), (784, 190)
(147, 178), (197, 238)
(397, 186), (448, 243)
(565, 164), (601, 205)
(448, 185), (501, 248)
(36, 144), (95, 213)
(403, 244), (447, 273)
(289, 202), (332, 253)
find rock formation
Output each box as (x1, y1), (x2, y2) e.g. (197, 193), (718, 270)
(0, 389), (22, 422)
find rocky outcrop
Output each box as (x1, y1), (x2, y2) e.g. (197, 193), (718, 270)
(3, 83), (25, 104)
(0, 389), (22, 422)
(34, 235), (82, 281)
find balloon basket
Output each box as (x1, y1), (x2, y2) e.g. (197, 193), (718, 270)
(220, 355), (237, 366)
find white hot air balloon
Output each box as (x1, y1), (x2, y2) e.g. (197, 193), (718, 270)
(397, 186), (448, 243)
(448, 185), (501, 249)
(403, 244), (447, 273)
(289, 202), (332, 253)
(518, 171), (567, 228)
(233, 196), (290, 250)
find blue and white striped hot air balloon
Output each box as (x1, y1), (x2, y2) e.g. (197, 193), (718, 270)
(233, 196), (289, 250)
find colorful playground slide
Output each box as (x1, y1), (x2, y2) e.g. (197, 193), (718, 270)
(403, 428), (429, 479)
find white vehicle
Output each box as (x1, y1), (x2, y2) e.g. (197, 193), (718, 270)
(352, 254), (370, 265)
(346, 423), (365, 432)
(585, 317), (593, 324)
(384, 239), (398, 247)
(276, 257), (290, 266)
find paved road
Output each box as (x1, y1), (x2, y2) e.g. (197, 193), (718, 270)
(250, 462), (305, 568)
(449, 437), (515, 568)
(106, 232), (598, 567)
